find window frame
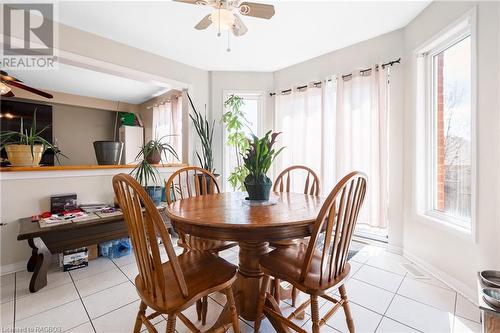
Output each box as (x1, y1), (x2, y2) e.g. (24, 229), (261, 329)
(414, 8), (477, 239)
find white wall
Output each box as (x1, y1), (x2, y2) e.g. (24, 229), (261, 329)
(273, 30), (406, 250)
(209, 71), (274, 178)
(0, 168), (181, 273)
(402, 1), (500, 299)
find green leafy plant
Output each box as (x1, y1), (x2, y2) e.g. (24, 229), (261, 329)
(222, 94), (252, 191)
(0, 109), (66, 164)
(243, 131), (284, 184)
(130, 159), (159, 187)
(187, 92), (215, 174)
(137, 135), (179, 164)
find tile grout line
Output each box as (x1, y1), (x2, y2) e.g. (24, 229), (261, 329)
(376, 272), (425, 333)
(68, 271), (97, 333)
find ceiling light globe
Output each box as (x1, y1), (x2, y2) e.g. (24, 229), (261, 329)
(211, 9), (235, 31)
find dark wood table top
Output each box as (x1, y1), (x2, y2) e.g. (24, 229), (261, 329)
(18, 207), (168, 241)
(166, 192), (324, 229)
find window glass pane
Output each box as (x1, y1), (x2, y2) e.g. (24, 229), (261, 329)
(432, 36), (471, 220)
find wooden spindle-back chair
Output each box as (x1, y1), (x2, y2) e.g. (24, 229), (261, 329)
(165, 166), (236, 253)
(272, 166), (321, 306)
(113, 173), (240, 333)
(165, 166), (237, 323)
(255, 171), (368, 333)
(273, 165), (320, 196)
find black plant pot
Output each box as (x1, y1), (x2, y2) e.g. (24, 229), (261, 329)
(93, 141), (123, 165)
(244, 181), (272, 201)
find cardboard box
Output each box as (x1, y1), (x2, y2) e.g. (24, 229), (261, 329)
(59, 247), (88, 271)
(87, 244), (98, 260)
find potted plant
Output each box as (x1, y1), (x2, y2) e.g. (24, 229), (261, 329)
(0, 109), (65, 167)
(187, 93), (218, 192)
(222, 94), (251, 191)
(131, 140), (178, 205)
(242, 131), (284, 201)
(139, 136), (179, 164)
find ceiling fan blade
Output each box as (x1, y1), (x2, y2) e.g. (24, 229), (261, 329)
(2, 91), (15, 97)
(7, 81), (53, 99)
(239, 2), (275, 19)
(0, 70), (22, 83)
(173, 0), (209, 5)
(232, 14), (248, 36)
(194, 14), (212, 30)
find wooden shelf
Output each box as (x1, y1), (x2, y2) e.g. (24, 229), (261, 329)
(0, 163), (187, 172)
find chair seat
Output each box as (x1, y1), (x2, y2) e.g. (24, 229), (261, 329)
(136, 251), (237, 313)
(260, 242), (350, 294)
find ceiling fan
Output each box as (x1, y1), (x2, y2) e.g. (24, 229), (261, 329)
(174, 0), (275, 38)
(0, 70), (53, 99)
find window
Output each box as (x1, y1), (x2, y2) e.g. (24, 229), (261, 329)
(152, 96), (183, 163)
(222, 91), (262, 191)
(416, 11), (475, 232)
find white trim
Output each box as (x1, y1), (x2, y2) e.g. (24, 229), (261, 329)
(403, 249), (477, 304)
(413, 7), (477, 242)
(0, 260), (26, 276)
(0, 166), (181, 181)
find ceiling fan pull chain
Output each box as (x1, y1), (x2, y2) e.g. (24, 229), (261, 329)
(227, 31), (231, 52)
(217, 3), (222, 37)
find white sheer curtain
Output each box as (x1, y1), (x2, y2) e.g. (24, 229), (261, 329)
(152, 97), (183, 163)
(326, 67), (389, 227)
(274, 66), (389, 228)
(274, 87), (323, 193)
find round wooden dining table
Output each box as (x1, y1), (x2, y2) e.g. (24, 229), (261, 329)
(166, 191), (325, 326)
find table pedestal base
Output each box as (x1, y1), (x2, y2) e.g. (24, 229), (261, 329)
(209, 241), (291, 332)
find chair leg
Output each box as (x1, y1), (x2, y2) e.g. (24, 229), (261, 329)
(291, 286), (298, 307)
(310, 295), (320, 333)
(201, 296), (209, 325)
(196, 299), (203, 321)
(166, 314), (176, 333)
(225, 287), (240, 333)
(134, 301), (147, 333)
(254, 275), (271, 333)
(273, 278), (281, 305)
(339, 284), (355, 333)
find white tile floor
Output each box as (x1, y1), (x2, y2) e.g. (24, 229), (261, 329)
(0, 241), (481, 333)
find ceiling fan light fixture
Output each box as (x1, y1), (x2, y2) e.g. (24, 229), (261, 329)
(0, 82), (12, 95)
(210, 8), (235, 31)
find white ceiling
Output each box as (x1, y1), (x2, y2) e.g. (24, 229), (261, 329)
(57, 1), (430, 72)
(8, 63), (169, 104)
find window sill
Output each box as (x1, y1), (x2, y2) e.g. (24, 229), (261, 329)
(415, 212), (476, 243)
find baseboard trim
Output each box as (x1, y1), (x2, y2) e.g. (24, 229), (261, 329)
(403, 249), (476, 303)
(1, 260), (26, 276)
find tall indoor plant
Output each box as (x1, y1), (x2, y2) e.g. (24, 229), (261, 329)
(0, 109), (65, 167)
(243, 131), (284, 201)
(223, 94), (251, 191)
(187, 93), (215, 174)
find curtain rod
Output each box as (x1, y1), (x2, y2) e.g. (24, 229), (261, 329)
(269, 57), (401, 97)
(145, 94), (181, 110)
